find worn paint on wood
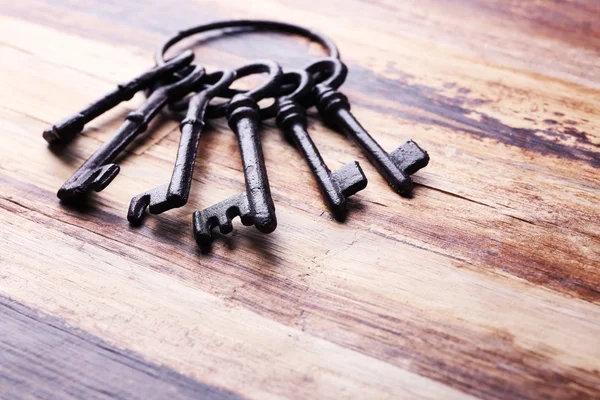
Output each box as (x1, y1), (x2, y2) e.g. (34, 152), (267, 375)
(0, 0), (598, 399)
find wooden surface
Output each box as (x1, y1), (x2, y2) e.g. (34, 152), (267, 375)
(0, 295), (241, 400)
(0, 0), (599, 399)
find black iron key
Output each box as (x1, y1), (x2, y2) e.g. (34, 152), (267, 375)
(193, 61), (282, 245)
(193, 94), (277, 244)
(309, 58), (429, 196)
(275, 70), (367, 221)
(127, 70), (236, 224)
(57, 66), (205, 203)
(43, 50), (195, 144)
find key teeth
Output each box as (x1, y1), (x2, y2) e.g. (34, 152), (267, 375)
(148, 185), (178, 215)
(128, 184), (187, 225)
(193, 193), (251, 244)
(193, 211), (218, 245)
(332, 161), (368, 197)
(57, 164), (120, 202)
(128, 193), (151, 225)
(218, 217), (234, 234)
(390, 140), (430, 176)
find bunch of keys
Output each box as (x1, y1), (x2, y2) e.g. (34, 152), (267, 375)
(46, 20), (429, 247)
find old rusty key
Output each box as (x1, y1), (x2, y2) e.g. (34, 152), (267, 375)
(275, 70), (367, 220)
(193, 61), (282, 245)
(57, 66), (205, 203)
(127, 70), (236, 224)
(43, 50), (195, 144)
(309, 58), (429, 196)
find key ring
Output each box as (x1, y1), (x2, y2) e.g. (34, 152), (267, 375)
(165, 58), (284, 118)
(278, 69), (313, 103)
(305, 57), (347, 91)
(46, 18), (431, 247)
(210, 59), (283, 118)
(155, 20), (339, 117)
(186, 57), (346, 120)
(156, 20), (340, 67)
(212, 66), (315, 120)
(226, 57), (347, 119)
(176, 57), (346, 120)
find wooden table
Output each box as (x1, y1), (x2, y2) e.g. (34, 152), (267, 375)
(1, 1), (599, 399)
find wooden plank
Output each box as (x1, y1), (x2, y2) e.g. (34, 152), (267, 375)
(0, 296), (243, 400)
(0, 190), (474, 400)
(1, 114), (599, 398)
(0, 0), (598, 399)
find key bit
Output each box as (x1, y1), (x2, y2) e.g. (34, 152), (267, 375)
(43, 50), (195, 144)
(193, 95), (277, 244)
(275, 70), (367, 221)
(127, 70), (236, 225)
(309, 58), (429, 196)
(57, 66), (206, 203)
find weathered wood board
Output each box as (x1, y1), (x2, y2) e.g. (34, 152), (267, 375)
(0, 0), (598, 399)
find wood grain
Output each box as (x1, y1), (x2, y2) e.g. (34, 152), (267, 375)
(0, 296), (242, 400)
(0, 0), (598, 399)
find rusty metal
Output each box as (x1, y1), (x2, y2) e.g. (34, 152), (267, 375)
(275, 70), (367, 221)
(156, 20), (340, 65)
(57, 66), (205, 202)
(309, 58), (429, 196)
(127, 70), (236, 224)
(43, 51), (195, 144)
(193, 60), (282, 245)
(154, 20), (340, 118)
(47, 19), (432, 249)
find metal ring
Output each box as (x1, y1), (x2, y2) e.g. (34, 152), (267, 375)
(207, 59), (282, 118)
(255, 69), (314, 119)
(201, 69), (237, 98)
(156, 20), (340, 67)
(156, 20), (340, 119)
(256, 59), (346, 118)
(279, 69), (313, 102)
(175, 57), (346, 120)
(305, 57), (347, 90)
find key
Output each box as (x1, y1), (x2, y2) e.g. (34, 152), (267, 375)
(127, 70), (236, 224)
(57, 66), (205, 203)
(43, 50), (195, 144)
(192, 60), (282, 245)
(309, 59), (429, 196)
(275, 70), (367, 221)
(193, 95), (277, 244)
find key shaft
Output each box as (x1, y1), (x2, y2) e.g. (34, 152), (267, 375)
(58, 66), (205, 202)
(276, 98), (366, 220)
(44, 51), (194, 144)
(193, 95), (277, 244)
(128, 71), (236, 224)
(232, 97), (276, 230)
(314, 85), (429, 195)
